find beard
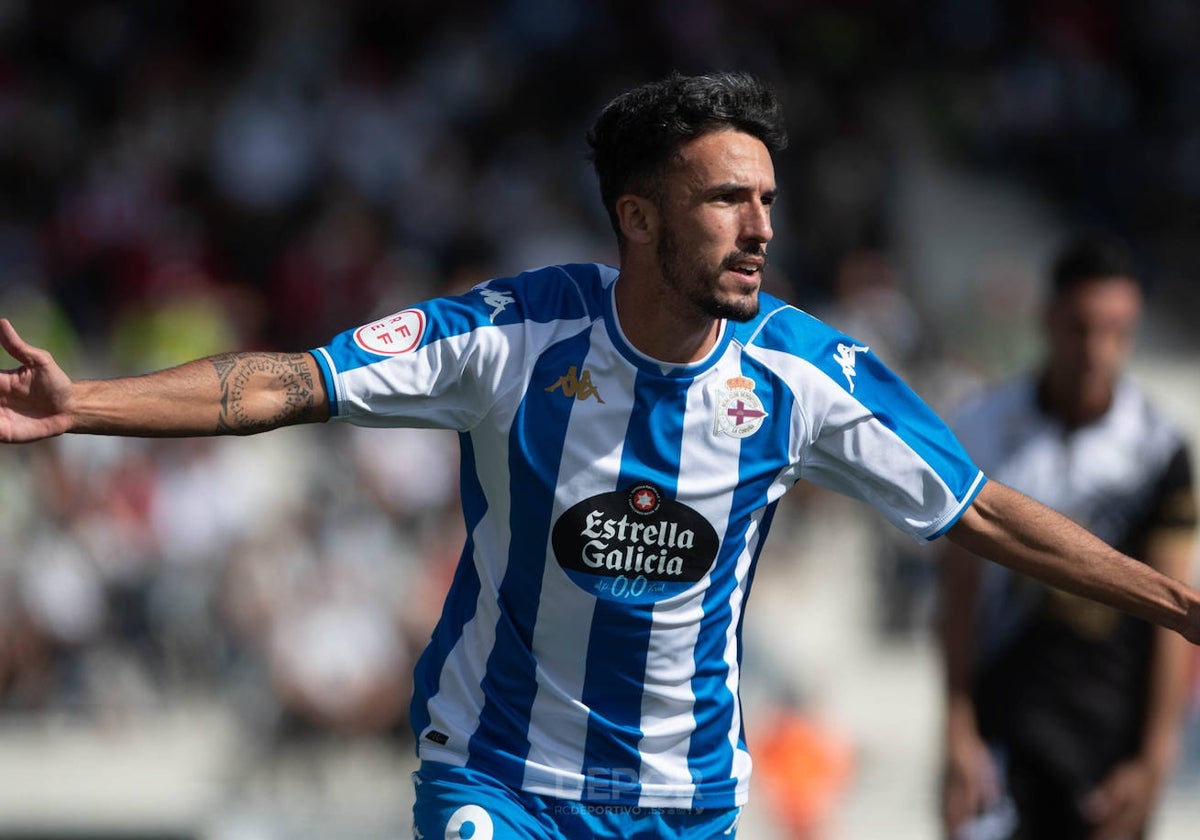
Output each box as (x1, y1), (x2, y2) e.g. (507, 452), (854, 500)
(657, 225), (763, 323)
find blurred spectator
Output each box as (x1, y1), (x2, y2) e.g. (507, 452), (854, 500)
(939, 235), (1197, 840)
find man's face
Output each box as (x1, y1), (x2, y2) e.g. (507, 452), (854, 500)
(653, 129), (777, 322)
(1045, 276), (1143, 400)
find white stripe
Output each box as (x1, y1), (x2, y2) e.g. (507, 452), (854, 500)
(523, 326), (633, 794)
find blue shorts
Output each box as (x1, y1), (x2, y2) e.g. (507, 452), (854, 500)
(412, 761), (741, 839)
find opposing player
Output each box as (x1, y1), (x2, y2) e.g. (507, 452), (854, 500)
(940, 236), (1197, 840)
(3, 73), (1199, 839)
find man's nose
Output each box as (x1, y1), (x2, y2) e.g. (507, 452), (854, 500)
(742, 202), (773, 244)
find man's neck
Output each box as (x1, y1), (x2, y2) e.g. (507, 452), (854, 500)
(613, 272), (721, 365)
(1037, 370), (1116, 430)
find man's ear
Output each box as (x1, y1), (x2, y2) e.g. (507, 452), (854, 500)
(616, 194), (658, 245)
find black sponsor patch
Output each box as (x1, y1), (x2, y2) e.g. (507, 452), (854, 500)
(552, 483), (719, 603)
(423, 729), (450, 745)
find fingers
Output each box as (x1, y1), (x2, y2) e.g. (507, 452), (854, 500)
(942, 739), (1004, 837)
(1083, 764), (1151, 840)
(942, 781), (977, 834)
(0, 318), (41, 367)
(0, 318), (23, 360)
(942, 765), (983, 833)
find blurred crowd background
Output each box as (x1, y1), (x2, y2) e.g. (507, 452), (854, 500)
(2, 1), (1200, 838)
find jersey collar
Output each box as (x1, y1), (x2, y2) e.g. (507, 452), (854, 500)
(603, 277), (733, 378)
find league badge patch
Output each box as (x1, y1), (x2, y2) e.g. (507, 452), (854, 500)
(354, 309), (426, 355)
(714, 375), (768, 438)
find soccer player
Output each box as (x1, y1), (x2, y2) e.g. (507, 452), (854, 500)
(2, 73), (1198, 840)
(939, 236), (1197, 840)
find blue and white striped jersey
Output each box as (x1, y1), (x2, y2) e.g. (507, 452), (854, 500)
(310, 262), (985, 809)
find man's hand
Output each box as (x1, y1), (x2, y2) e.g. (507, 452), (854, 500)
(942, 722), (1001, 836)
(1082, 757), (1162, 840)
(0, 319), (75, 442)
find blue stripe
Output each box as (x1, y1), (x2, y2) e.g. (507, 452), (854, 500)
(508, 263), (614, 324)
(686, 359), (792, 804)
(410, 432), (488, 740)
(466, 329), (593, 777)
(575, 263), (619, 319)
(578, 370), (690, 805)
(849, 353), (980, 495)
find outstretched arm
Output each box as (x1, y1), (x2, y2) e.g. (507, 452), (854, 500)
(1, 318), (328, 441)
(947, 480), (1200, 643)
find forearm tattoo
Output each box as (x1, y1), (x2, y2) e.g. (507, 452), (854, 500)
(210, 353), (319, 434)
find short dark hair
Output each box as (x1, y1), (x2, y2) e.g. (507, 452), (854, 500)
(1051, 234), (1142, 297)
(586, 72), (788, 239)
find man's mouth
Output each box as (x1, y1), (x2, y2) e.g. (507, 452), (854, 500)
(726, 260), (763, 277)
(723, 250), (766, 278)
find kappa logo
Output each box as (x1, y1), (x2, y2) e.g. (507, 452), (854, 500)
(714, 375), (768, 438)
(479, 287), (515, 321)
(832, 343), (870, 393)
(545, 366), (605, 403)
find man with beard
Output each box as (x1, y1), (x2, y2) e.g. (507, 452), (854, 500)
(3, 73), (1199, 840)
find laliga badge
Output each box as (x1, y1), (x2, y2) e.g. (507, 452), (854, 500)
(714, 376), (768, 438)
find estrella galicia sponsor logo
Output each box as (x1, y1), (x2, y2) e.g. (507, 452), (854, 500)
(551, 483), (719, 603)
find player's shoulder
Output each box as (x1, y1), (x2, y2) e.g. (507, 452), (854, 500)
(471, 263), (616, 325)
(729, 294), (910, 404)
(732, 292), (848, 358)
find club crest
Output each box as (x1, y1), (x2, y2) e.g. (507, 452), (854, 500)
(714, 375), (768, 438)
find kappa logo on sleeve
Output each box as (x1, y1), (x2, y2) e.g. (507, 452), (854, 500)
(354, 309), (426, 355)
(832, 343), (870, 393)
(479, 287), (515, 321)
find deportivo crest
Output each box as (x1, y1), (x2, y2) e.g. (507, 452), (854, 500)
(354, 309), (425, 355)
(714, 376), (768, 438)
